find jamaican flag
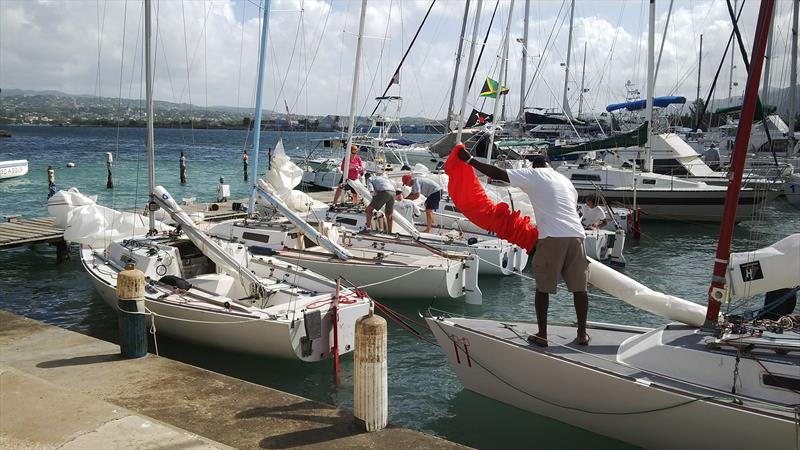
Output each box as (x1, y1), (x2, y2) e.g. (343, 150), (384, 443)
(479, 77), (509, 98)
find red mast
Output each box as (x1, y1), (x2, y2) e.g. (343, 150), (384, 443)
(705, 0), (776, 326)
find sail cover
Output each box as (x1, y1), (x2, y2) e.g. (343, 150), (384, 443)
(444, 144), (538, 251)
(606, 96), (686, 112)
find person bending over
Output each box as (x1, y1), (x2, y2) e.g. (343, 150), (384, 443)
(402, 174), (442, 233)
(457, 148), (590, 346)
(365, 173), (395, 233)
(580, 196), (607, 230)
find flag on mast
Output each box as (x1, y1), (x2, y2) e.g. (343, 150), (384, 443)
(479, 77), (509, 98)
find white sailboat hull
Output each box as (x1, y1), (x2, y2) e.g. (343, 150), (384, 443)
(82, 248), (367, 362)
(427, 317), (796, 450)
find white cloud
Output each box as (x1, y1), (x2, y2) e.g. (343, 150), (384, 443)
(0, 0), (795, 119)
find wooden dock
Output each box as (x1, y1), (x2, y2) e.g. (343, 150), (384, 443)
(0, 199), (251, 263)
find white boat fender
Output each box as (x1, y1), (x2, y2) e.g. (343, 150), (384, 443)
(66, 162), (76, 168)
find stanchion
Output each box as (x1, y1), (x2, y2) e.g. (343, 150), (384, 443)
(116, 263), (148, 358)
(354, 308), (387, 432)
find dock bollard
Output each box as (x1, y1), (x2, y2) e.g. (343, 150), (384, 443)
(354, 310), (388, 432)
(116, 263), (148, 358)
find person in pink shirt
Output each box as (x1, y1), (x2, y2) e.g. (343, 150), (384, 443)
(333, 145), (365, 205)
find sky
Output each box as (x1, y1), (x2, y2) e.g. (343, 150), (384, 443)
(0, 0), (797, 120)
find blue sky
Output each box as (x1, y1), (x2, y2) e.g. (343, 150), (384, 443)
(1, 0), (796, 120)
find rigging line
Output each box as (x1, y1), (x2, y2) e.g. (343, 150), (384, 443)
(370, 0), (438, 117)
(695, 0), (746, 131)
(467, 0), (501, 95)
(235, 0), (246, 110)
(524, 0), (567, 102)
(653, 0), (674, 88)
(180, 0), (197, 151)
(112, 0), (129, 216)
(94, 0), (109, 100)
(266, 7), (303, 116)
(355, 0), (394, 120)
(287, 0), (333, 113)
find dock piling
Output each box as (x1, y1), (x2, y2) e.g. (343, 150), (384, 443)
(180, 151), (187, 184)
(106, 152), (114, 189)
(116, 263), (148, 358)
(354, 309), (388, 432)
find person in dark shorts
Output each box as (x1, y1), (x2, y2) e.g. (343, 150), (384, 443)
(457, 148), (589, 346)
(402, 174), (442, 233)
(365, 174), (395, 233)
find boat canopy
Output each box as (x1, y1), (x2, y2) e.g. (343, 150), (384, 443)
(549, 123), (648, 157)
(386, 138), (415, 146)
(606, 96), (686, 112)
(713, 104), (776, 116)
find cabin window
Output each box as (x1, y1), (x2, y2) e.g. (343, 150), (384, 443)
(642, 179), (656, 185)
(242, 232), (270, 243)
(762, 374), (800, 391)
(444, 205), (461, 213)
(570, 174), (602, 182)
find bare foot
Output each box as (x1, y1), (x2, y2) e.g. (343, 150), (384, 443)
(527, 333), (548, 347)
(577, 332), (590, 346)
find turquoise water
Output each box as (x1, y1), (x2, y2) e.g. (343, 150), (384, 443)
(2, 125), (799, 449)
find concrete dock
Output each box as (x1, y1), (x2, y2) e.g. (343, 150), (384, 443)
(0, 311), (466, 449)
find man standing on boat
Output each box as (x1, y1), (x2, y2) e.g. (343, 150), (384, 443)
(457, 149), (590, 346)
(364, 173), (394, 233)
(580, 196), (607, 230)
(402, 174), (442, 233)
(333, 145), (364, 206)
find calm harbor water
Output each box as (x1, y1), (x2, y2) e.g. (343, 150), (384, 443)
(1, 125), (798, 449)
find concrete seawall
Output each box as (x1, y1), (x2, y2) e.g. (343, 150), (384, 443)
(0, 310), (467, 449)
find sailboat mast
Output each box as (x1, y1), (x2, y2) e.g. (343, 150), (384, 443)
(456, 0), (484, 144)
(705, 0), (775, 326)
(518, 0), (530, 123)
(248, 0), (273, 214)
(789, 0), (798, 139)
(578, 42), (587, 118)
(486, 0), (515, 163)
(342, 0), (368, 181)
(144, 0), (156, 233)
(728, 0), (737, 105)
(761, 4), (775, 103)
(447, 0), (471, 131)
(644, 0), (655, 173)
(695, 34), (703, 131)
(562, 0), (575, 120)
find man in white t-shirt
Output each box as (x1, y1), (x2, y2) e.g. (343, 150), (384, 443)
(457, 148), (590, 346)
(580, 196), (607, 229)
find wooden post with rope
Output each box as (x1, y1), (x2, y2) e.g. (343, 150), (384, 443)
(116, 263), (148, 358)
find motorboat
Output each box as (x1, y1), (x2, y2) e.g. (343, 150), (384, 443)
(0, 160), (28, 180)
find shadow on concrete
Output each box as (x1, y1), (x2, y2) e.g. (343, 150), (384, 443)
(236, 401), (362, 449)
(36, 353), (121, 368)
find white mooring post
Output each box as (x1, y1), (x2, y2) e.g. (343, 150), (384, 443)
(354, 309), (388, 432)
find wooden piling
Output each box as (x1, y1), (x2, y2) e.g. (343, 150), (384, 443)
(354, 310), (388, 432)
(106, 152), (114, 189)
(116, 263), (148, 358)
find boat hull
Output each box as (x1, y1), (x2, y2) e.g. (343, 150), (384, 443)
(82, 251), (366, 362)
(426, 317), (796, 450)
(0, 160), (28, 180)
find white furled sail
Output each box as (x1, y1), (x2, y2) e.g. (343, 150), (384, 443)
(47, 188), (171, 248)
(588, 259), (707, 326)
(727, 234), (800, 300)
(255, 180), (352, 260)
(263, 139), (328, 216)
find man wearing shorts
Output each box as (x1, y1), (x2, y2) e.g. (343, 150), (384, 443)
(457, 148), (589, 346)
(365, 174), (395, 233)
(402, 174), (442, 233)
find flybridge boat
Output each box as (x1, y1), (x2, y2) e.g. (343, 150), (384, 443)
(0, 160), (28, 180)
(557, 159), (779, 222)
(427, 2), (799, 448)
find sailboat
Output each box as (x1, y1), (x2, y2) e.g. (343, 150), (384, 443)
(57, 0), (370, 361)
(426, 1), (799, 448)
